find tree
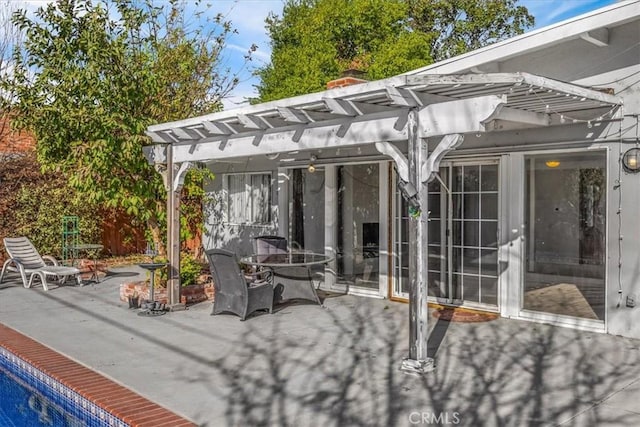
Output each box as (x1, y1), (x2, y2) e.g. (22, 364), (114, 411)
(3, 0), (250, 255)
(408, 0), (534, 61)
(0, 1), (25, 148)
(256, 0), (534, 102)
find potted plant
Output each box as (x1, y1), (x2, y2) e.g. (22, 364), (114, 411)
(128, 290), (139, 309)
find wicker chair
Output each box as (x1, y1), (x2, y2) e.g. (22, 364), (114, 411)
(205, 249), (273, 321)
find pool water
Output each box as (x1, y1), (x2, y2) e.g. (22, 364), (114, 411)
(0, 346), (128, 427)
(0, 366), (83, 426)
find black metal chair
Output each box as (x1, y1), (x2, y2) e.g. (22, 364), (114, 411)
(205, 249), (273, 321)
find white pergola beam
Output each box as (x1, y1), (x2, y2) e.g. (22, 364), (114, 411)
(237, 113), (272, 129)
(419, 95), (506, 137)
(580, 28), (609, 47)
(145, 131), (170, 143)
(375, 142), (410, 182)
(173, 162), (195, 192)
(386, 86), (420, 107)
(323, 97), (360, 116)
(172, 112), (408, 163)
(147, 95), (507, 164)
(277, 107), (310, 123)
(491, 106), (551, 126)
(422, 134), (464, 182)
(202, 121), (236, 135)
(171, 127), (195, 140)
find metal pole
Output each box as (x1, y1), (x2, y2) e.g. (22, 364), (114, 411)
(401, 108), (435, 374)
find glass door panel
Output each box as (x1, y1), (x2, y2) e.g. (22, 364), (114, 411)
(337, 164), (380, 290)
(289, 168), (325, 253)
(393, 162), (499, 308)
(523, 152), (606, 320)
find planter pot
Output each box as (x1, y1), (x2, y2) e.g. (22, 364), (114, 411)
(128, 296), (139, 309)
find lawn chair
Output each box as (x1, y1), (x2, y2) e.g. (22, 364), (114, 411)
(0, 237), (81, 291)
(205, 249), (273, 321)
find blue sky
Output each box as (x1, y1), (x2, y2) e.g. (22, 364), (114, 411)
(219, 0), (617, 108)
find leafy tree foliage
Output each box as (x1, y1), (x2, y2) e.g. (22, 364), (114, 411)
(3, 0), (246, 254)
(257, 0), (533, 102)
(0, 153), (101, 259)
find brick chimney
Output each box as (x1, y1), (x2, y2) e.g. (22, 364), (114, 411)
(327, 68), (367, 89)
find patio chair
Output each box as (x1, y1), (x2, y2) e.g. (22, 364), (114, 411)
(0, 237), (81, 291)
(253, 235), (288, 262)
(205, 249), (273, 321)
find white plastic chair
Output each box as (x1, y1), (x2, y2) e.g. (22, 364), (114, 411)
(0, 237), (81, 291)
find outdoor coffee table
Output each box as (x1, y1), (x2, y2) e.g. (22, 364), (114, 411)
(69, 243), (104, 283)
(241, 252), (334, 306)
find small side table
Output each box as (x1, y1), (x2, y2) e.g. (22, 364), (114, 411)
(70, 244), (104, 284)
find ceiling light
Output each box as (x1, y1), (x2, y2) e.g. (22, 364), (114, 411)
(545, 160), (560, 168)
(308, 155), (317, 173)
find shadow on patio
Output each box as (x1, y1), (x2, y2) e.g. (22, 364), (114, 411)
(180, 300), (640, 427)
(1, 268), (639, 426)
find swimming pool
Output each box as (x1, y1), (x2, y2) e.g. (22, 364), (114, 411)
(0, 346), (127, 426)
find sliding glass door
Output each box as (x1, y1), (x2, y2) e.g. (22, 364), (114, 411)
(336, 164), (381, 291)
(393, 161), (500, 309)
(523, 152), (606, 321)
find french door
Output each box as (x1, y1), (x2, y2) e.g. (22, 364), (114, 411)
(393, 160), (500, 310)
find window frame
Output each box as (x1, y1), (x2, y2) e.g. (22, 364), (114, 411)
(223, 172), (272, 225)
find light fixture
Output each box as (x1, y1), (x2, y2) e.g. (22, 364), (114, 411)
(622, 148), (640, 173)
(545, 160), (560, 168)
(308, 155), (317, 173)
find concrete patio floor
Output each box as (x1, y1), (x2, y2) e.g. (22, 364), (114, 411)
(1, 265), (640, 426)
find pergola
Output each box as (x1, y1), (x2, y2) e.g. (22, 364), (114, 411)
(144, 72), (622, 373)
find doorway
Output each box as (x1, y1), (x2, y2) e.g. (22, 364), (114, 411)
(522, 152), (606, 321)
(336, 163), (381, 291)
(393, 161), (500, 310)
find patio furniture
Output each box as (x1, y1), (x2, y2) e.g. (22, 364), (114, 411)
(205, 249), (273, 321)
(241, 252), (334, 306)
(252, 236), (288, 262)
(69, 243), (104, 283)
(0, 237), (81, 291)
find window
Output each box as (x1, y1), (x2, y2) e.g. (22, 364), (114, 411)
(225, 173), (271, 224)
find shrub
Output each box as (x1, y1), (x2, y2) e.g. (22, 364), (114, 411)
(0, 153), (101, 259)
(150, 252), (203, 288)
(14, 180), (102, 258)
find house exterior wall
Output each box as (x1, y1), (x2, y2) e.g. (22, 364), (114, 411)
(420, 14), (639, 338)
(203, 159), (281, 257)
(198, 2), (640, 338)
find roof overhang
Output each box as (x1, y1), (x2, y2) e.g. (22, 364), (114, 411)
(405, 0), (640, 75)
(144, 72), (623, 165)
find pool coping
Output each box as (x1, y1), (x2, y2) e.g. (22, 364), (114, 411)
(0, 323), (196, 427)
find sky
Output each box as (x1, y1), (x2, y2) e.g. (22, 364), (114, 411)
(12, 0), (619, 109)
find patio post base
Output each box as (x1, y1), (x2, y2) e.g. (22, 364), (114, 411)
(166, 302), (187, 312)
(400, 357), (435, 375)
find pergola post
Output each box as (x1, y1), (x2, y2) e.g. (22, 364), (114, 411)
(166, 144), (182, 309)
(401, 108), (435, 374)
